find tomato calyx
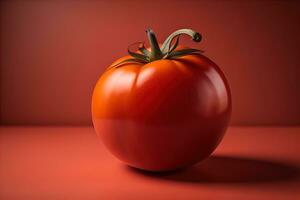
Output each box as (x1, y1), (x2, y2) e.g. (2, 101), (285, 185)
(110, 28), (204, 68)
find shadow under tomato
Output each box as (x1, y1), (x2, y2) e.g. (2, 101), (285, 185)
(125, 155), (300, 184)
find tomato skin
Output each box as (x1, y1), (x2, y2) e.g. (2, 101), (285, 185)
(92, 54), (231, 171)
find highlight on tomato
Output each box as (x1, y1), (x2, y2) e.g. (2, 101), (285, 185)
(92, 28), (231, 171)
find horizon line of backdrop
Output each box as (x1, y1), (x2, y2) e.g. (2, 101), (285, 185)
(1, 0), (300, 126)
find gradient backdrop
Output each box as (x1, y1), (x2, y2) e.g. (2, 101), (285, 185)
(1, 0), (299, 126)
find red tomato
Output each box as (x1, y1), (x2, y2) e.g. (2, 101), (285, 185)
(92, 29), (231, 171)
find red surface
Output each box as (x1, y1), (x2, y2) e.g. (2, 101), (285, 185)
(0, 126), (299, 199)
(1, 1), (300, 125)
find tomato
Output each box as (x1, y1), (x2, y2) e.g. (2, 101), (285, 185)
(92, 29), (231, 171)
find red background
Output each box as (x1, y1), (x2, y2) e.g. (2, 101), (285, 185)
(1, 0), (300, 126)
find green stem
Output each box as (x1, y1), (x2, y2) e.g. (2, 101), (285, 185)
(161, 29), (202, 53)
(110, 28), (204, 69)
(146, 29), (163, 61)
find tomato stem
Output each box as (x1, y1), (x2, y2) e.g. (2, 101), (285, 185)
(160, 29), (202, 54)
(109, 28), (204, 69)
(146, 29), (163, 61)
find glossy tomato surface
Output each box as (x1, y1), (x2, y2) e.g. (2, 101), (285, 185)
(92, 54), (231, 171)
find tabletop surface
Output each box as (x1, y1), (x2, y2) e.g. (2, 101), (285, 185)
(0, 126), (299, 200)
